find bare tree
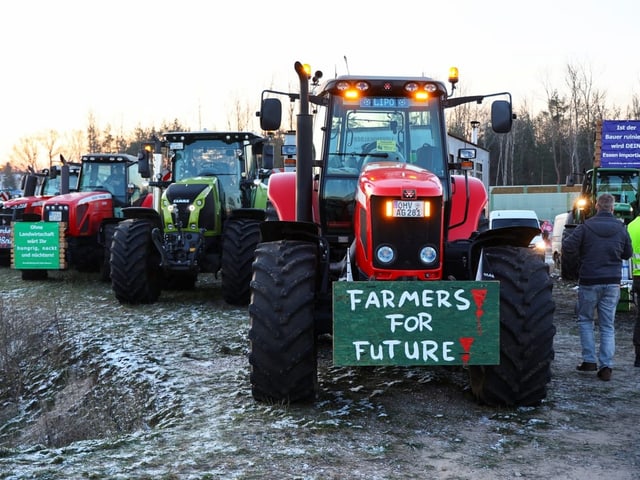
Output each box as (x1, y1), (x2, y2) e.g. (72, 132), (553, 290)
(86, 111), (100, 153)
(10, 137), (41, 171)
(40, 129), (61, 170)
(542, 86), (568, 184)
(63, 129), (87, 161)
(227, 94), (254, 131)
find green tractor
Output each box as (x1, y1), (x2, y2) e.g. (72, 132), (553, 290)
(110, 131), (271, 304)
(561, 167), (640, 280)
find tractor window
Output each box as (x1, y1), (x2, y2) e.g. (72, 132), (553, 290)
(597, 172), (638, 204)
(324, 97), (444, 178)
(173, 141), (242, 180)
(41, 177), (61, 196)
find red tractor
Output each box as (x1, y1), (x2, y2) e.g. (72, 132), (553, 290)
(12, 153), (149, 280)
(0, 161), (80, 266)
(249, 62), (556, 407)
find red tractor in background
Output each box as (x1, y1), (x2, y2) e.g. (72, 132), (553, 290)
(0, 161), (81, 266)
(12, 152), (149, 280)
(249, 62), (556, 407)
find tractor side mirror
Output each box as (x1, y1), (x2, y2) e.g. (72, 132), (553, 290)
(491, 100), (513, 133)
(138, 147), (151, 178)
(259, 98), (282, 132)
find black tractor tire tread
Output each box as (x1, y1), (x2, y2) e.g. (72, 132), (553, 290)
(560, 222), (579, 281)
(469, 245), (556, 407)
(100, 223), (117, 282)
(110, 219), (162, 304)
(248, 240), (318, 403)
(221, 218), (261, 305)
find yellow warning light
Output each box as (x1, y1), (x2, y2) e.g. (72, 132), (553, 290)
(344, 89), (360, 100)
(302, 63), (312, 78)
(414, 91), (429, 101)
(448, 67), (459, 85)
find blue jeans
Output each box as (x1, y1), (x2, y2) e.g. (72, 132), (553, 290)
(577, 284), (620, 368)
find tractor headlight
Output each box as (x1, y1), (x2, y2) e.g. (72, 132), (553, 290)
(376, 245), (396, 264)
(419, 246), (438, 265)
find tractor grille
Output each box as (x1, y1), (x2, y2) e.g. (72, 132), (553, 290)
(43, 204), (70, 223)
(165, 183), (217, 231)
(369, 196), (442, 270)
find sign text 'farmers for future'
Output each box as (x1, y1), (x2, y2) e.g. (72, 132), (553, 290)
(332, 281), (500, 366)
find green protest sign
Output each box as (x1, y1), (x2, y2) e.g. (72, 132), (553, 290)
(332, 281), (500, 366)
(12, 222), (64, 269)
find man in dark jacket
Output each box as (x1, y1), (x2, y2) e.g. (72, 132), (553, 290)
(562, 193), (633, 381)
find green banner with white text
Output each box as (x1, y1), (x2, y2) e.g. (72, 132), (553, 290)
(332, 281), (500, 366)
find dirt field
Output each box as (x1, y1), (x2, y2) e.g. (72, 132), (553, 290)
(0, 268), (639, 479)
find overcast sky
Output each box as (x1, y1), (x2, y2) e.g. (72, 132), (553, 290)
(2, 0), (639, 163)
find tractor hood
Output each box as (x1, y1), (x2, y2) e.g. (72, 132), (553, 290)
(44, 191), (113, 207)
(356, 161), (443, 204)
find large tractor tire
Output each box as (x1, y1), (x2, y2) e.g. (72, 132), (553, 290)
(221, 217), (261, 305)
(560, 222), (579, 281)
(110, 219), (162, 304)
(469, 245), (556, 407)
(248, 240), (318, 403)
(99, 223), (117, 282)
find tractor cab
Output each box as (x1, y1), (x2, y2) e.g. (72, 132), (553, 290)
(78, 154), (146, 209)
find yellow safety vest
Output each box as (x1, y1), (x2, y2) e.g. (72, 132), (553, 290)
(627, 216), (640, 276)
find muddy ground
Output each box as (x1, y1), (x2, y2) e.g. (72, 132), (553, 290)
(0, 267), (639, 479)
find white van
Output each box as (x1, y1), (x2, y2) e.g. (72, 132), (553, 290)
(551, 212), (568, 269)
(488, 209), (546, 254)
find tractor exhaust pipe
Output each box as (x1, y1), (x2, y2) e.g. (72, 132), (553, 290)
(294, 61), (313, 223)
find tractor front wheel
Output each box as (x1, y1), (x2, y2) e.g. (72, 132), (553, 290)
(221, 217), (261, 305)
(110, 219), (162, 304)
(100, 223), (117, 282)
(248, 240), (318, 403)
(469, 245), (556, 407)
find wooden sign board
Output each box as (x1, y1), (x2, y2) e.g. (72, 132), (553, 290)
(333, 281), (500, 366)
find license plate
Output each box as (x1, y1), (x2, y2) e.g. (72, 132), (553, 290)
(393, 200), (424, 217)
(48, 211), (62, 222)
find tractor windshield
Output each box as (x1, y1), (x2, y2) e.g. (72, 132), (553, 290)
(78, 162), (128, 206)
(172, 139), (243, 210)
(325, 97), (445, 177)
(595, 171), (638, 204)
(173, 141), (240, 180)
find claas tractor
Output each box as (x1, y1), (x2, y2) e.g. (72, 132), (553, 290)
(12, 153), (149, 280)
(0, 161), (80, 265)
(248, 62), (556, 407)
(109, 131), (270, 305)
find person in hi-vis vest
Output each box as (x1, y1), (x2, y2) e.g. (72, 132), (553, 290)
(626, 215), (640, 367)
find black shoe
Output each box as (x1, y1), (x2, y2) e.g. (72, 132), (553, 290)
(597, 367), (612, 381)
(634, 356), (640, 368)
(576, 361), (597, 372)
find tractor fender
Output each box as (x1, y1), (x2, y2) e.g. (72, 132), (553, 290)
(471, 225), (542, 275)
(259, 220), (320, 244)
(121, 206), (162, 228)
(97, 218), (123, 246)
(266, 172), (297, 221)
(228, 208), (265, 222)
